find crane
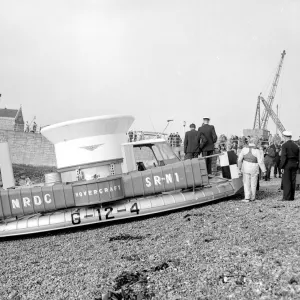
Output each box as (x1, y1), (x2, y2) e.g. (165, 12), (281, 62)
(260, 95), (286, 134)
(253, 93), (261, 129)
(253, 50), (286, 130)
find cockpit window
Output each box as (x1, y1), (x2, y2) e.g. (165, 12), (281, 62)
(156, 143), (178, 160)
(133, 143), (180, 170)
(152, 145), (164, 161)
(133, 146), (157, 170)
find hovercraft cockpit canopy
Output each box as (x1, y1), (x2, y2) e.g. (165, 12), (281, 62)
(121, 139), (180, 173)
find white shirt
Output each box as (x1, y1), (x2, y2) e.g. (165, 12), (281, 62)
(238, 144), (266, 175)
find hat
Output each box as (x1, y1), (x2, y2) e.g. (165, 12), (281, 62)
(282, 131), (292, 137)
(203, 117), (210, 120)
(249, 137), (256, 144)
(189, 123), (196, 128)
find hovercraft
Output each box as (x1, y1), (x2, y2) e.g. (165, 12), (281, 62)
(0, 115), (243, 237)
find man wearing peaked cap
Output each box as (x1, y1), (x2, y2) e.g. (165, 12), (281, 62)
(279, 131), (299, 201)
(197, 117), (217, 174)
(283, 131), (292, 137)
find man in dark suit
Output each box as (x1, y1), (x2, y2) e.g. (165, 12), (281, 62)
(264, 142), (276, 181)
(274, 146), (281, 178)
(279, 131), (299, 200)
(184, 123), (200, 159)
(197, 117), (217, 174)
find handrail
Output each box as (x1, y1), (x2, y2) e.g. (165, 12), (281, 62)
(200, 152), (225, 159)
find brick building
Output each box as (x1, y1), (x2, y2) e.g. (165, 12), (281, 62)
(0, 106), (24, 132)
(0, 106), (56, 167)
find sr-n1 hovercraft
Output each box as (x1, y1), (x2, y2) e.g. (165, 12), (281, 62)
(0, 115), (243, 238)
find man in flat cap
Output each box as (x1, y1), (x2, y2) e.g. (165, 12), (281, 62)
(280, 131), (299, 200)
(184, 123), (202, 159)
(197, 117), (217, 174)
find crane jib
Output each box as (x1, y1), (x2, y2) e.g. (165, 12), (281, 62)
(261, 50), (286, 130)
(253, 50), (286, 131)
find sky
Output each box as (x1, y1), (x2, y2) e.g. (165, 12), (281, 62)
(0, 0), (299, 138)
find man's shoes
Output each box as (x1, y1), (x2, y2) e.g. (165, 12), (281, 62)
(208, 174), (214, 178)
(241, 199), (250, 203)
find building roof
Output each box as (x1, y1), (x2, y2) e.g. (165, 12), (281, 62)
(0, 108), (18, 118)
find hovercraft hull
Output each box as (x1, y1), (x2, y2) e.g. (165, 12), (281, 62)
(0, 176), (243, 238)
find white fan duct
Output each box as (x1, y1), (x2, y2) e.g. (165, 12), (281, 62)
(41, 115), (134, 182)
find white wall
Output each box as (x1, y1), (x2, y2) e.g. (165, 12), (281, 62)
(0, 142), (15, 188)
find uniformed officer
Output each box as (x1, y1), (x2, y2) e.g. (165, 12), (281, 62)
(280, 131), (299, 201)
(197, 117), (217, 174)
(184, 123), (200, 160)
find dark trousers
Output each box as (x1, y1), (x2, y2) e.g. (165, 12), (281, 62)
(264, 158), (274, 181)
(274, 162), (281, 177)
(282, 160), (298, 200)
(184, 152), (199, 160)
(203, 150), (214, 174)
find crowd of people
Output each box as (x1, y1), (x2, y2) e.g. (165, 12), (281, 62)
(127, 130), (183, 146)
(183, 117), (300, 203)
(128, 131), (143, 142)
(237, 132), (299, 202)
(217, 135), (284, 181)
(167, 132), (182, 147)
(24, 121), (39, 133)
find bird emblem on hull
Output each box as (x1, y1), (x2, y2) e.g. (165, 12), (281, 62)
(79, 144), (104, 151)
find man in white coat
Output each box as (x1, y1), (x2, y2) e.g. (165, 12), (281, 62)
(238, 137), (266, 202)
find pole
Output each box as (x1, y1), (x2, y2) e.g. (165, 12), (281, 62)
(162, 120), (173, 133)
(199, 152), (225, 159)
(0, 142), (15, 189)
(162, 122), (170, 134)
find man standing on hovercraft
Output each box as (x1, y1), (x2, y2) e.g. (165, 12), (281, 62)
(184, 123), (200, 159)
(197, 117), (218, 175)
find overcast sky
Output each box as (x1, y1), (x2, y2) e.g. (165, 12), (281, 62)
(0, 0), (299, 137)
